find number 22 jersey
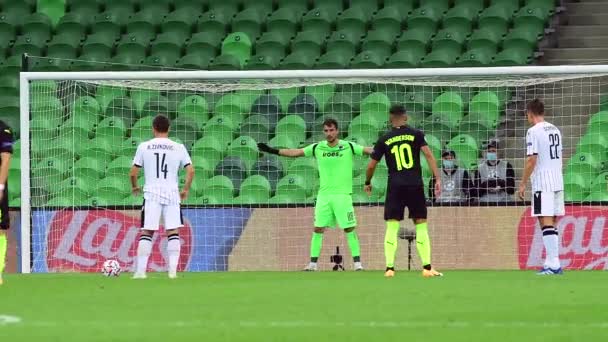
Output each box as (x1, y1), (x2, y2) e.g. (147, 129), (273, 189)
(133, 137), (192, 204)
(526, 121), (563, 192)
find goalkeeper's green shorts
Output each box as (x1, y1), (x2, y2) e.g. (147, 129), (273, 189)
(314, 194), (357, 229)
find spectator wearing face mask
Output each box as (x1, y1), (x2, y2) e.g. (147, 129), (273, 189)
(473, 141), (515, 203)
(429, 150), (472, 204)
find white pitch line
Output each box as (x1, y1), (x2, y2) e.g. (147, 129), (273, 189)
(3, 320), (608, 329)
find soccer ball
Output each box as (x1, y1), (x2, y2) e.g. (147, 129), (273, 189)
(101, 259), (122, 277)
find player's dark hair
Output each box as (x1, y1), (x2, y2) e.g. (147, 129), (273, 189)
(526, 99), (545, 116)
(389, 104), (406, 116)
(323, 118), (339, 130)
(153, 114), (170, 133)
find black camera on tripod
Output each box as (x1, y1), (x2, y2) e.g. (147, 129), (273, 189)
(330, 246), (344, 271)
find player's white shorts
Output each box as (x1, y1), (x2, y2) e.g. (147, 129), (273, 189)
(141, 200), (183, 230)
(531, 190), (565, 217)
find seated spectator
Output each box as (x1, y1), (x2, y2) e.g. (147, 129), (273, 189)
(473, 141), (515, 203)
(429, 150), (472, 204)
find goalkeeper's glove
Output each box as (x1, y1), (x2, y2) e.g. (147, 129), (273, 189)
(257, 143), (280, 155)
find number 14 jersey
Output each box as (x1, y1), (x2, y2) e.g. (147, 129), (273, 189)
(371, 125), (427, 187)
(133, 137), (192, 204)
(526, 121), (563, 192)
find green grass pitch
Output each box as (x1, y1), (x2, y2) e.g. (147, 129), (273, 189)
(1, 271), (607, 342)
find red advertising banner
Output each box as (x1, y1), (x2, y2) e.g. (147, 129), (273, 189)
(518, 206), (608, 270)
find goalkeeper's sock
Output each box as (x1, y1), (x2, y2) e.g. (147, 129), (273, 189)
(415, 222), (432, 269)
(0, 233), (7, 275)
(310, 232), (324, 263)
(384, 220), (399, 268)
(136, 235), (152, 275)
(542, 226), (560, 269)
(345, 231), (361, 262)
(167, 233), (181, 276)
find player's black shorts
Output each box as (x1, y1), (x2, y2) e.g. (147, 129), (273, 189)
(384, 185), (427, 221)
(0, 184), (8, 230)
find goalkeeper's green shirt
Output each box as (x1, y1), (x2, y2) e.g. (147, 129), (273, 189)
(303, 140), (365, 196)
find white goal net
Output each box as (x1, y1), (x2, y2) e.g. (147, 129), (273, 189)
(19, 67), (608, 273)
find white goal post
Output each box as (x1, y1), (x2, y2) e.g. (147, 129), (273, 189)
(19, 66), (608, 274)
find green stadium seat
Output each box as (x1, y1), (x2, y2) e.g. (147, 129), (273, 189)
(239, 114), (270, 144)
(433, 91), (464, 118)
(361, 92), (391, 125)
(564, 171), (589, 201)
(250, 94), (282, 127)
(305, 84), (336, 111)
(287, 94), (318, 130)
(162, 9), (198, 37)
(32, 157), (67, 191)
(397, 29), (434, 52)
(478, 5), (511, 35)
(336, 7), (369, 39)
(11, 35), (44, 56)
(315, 51), (351, 69)
(489, 0), (520, 14)
(95, 116), (127, 140)
(371, 6), (406, 38)
(267, 8), (300, 37)
(269, 134), (298, 150)
(197, 11), (229, 38)
(175, 53), (211, 70)
(457, 49), (494, 67)
(22, 12), (52, 40)
(455, 0), (485, 11)
(468, 29), (501, 55)
(408, 6), (442, 34)
(326, 30), (360, 55)
(587, 111), (608, 134)
(203, 175), (235, 202)
(170, 117), (198, 148)
(173, 0), (203, 12)
(350, 0), (379, 13)
(92, 12), (127, 38)
(503, 28), (540, 52)
(362, 30), (396, 57)
(0, 75), (18, 97)
(186, 32), (222, 58)
(382, 0), (415, 13)
(46, 33), (81, 58)
(60, 176), (95, 198)
(209, 54), (242, 71)
(0, 18), (15, 45)
(291, 30), (325, 57)
(151, 32), (189, 56)
(447, 134), (479, 170)
(67, 0), (98, 17)
(584, 191), (608, 202)
(252, 155), (284, 191)
(302, 7), (338, 35)
(348, 115), (381, 144)
(514, 6), (548, 33)
(2, 1), (32, 18)
(192, 136), (225, 166)
(287, 157), (318, 187)
(267, 88), (299, 114)
(176, 95), (209, 130)
(78, 136), (115, 165)
(255, 31), (291, 61)
(591, 172), (608, 191)
(432, 29), (468, 53)
(566, 153), (599, 185)
(81, 33), (116, 57)
(275, 0), (307, 12)
(276, 174), (308, 200)
(56, 13), (88, 38)
(245, 55), (278, 71)
(232, 8), (265, 40)
(203, 115), (236, 147)
(443, 5), (476, 33)
(385, 48), (424, 68)
(493, 47), (532, 66)
(95, 176), (130, 202)
(106, 155), (132, 177)
(214, 94), (249, 127)
(215, 156), (247, 190)
(420, 47), (461, 68)
(423, 0), (451, 12)
(221, 32), (252, 67)
(226, 136), (259, 170)
(276, 115), (307, 145)
(186, 156), (213, 182)
(117, 136), (141, 159)
(351, 50), (387, 68)
(577, 133), (608, 161)
(423, 134), (443, 161)
(116, 34), (147, 57)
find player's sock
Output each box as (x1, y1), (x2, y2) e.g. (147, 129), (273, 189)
(345, 231), (361, 262)
(0, 233), (7, 274)
(167, 233), (181, 275)
(415, 222), (432, 269)
(542, 226), (560, 269)
(136, 235), (152, 275)
(384, 220), (399, 268)
(310, 232), (323, 263)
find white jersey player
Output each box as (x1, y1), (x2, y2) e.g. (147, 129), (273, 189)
(129, 115), (194, 279)
(518, 99), (564, 275)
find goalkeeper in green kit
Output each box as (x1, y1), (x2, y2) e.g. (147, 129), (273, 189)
(258, 118), (373, 271)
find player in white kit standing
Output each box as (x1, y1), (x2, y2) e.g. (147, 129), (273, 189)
(518, 99), (564, 275)
(130, 115), (194, 279)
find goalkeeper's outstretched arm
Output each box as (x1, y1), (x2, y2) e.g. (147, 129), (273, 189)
(258, 143), (304, 158)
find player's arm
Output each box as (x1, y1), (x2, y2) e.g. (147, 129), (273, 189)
(129, 166), (141, 196)
(421, 145), (441, 198)
(364, 159), (378, 195)
(363, 146), (374, 155)
(181, 164), (195, 200)
(518, 155), (537, 200)
(257, 143), (304, 157)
